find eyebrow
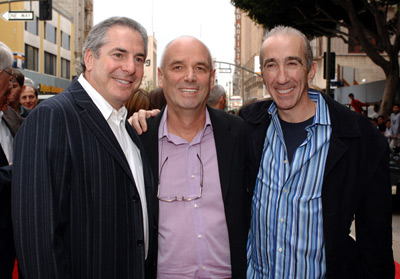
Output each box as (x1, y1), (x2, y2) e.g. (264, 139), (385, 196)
(112, 47), (145, 57)
(168, 59), (210, 69)
(263, 56), (303, 67)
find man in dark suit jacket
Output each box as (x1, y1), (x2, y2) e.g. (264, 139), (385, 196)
(12, 17), (155, 279)
(240, 26), (394, 278)
(0, 41), (22, 279)
(137, 36), (247, 278)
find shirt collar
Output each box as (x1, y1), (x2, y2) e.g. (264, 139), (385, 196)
(159, 105), (213, 141)
(268, 89), (331, 126)
(77, 74), (127, 121)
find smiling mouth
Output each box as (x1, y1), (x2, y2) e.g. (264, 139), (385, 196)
(277, 88), (293, 94)
(113, 78), (132, 84)
(181, 89), (198, 93)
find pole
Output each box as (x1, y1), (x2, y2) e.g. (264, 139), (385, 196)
(326, 37), (331, 96)
(241, 69), (245, 105)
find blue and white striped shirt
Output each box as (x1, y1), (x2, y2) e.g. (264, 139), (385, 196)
(247, 90), (332, 279)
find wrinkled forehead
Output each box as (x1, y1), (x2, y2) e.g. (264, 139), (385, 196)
(163, 37), (212, 68)
(262, 34), (306, 61)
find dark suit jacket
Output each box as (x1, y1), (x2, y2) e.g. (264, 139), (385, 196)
(140, 106), (248, 278)
(11, 79), (155, 279)
(0, 107), (24, 278)
(239, 92), (395, 278)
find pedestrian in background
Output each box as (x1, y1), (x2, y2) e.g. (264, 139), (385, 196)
(207, 84), (226, 110)
(125, 88), (150, 118)
(7, 69), (31, 118)
(19, 85), (38, 110)
(148, 87), (166, 110)
(348, 92), (368, 113)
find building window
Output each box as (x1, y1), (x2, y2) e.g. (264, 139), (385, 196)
(25, 16), (39, 35)
(61, 58), (70, 79)
(44, 22), (57, 44)
(61, 31), (70, 50)
(44, 51), (56, 75)
(25, 44), (38, 71)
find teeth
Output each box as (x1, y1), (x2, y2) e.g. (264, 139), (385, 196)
(181, 89), (197, 93)
(114, 78), (131, 84)
(277, 88), (293, 94)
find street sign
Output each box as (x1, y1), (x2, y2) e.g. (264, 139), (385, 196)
(219, 68), (232, 73)
(1, 11), (34, 21)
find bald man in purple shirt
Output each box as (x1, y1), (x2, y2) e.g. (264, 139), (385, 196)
(137, 36), (248, 278)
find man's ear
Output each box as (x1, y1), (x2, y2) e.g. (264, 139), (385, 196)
(158, 67), (164, 88)
(308, 61), (317, 83)
(84, 49), (95, 72)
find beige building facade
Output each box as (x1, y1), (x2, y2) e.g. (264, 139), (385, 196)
(0, 0), (91, 95)
(142, 35), (157, 92)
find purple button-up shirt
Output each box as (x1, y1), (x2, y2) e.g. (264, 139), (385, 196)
(157, 106), (231, 279)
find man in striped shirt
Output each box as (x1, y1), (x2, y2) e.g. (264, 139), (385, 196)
(239, 26), (394, 278)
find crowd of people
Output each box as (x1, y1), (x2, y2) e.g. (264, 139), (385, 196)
(0, 16), (395, 279)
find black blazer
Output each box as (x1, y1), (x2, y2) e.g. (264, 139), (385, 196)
(11, 79), (155, 279)
(239, 92), (395, 278)
(0, 107), (23, 278)
(140, 106), (248, 278)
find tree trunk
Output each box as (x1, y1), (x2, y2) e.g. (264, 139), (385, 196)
(380, 63), (400, 117)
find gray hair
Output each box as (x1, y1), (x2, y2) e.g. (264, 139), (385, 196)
(160, 36), (214, 71)
(0, 41), (14, 71)
(259, 26), (313, 72)
(207, 84), (226, 106)
(81, 17), (148, 73)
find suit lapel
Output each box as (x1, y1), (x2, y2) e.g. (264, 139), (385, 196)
(208, 107), (236, 200)
(69, 80), (135, 182)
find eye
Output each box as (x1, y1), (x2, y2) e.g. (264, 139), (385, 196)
(171, 65), (183, 71)
(265, 63), (278, 71)
(135, 56), (144, 64)
(195, 66), (206, 72)
(287, 60), (301, 68)
(113, 52), (123, 58)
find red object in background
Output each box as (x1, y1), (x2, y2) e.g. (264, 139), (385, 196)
(12, 260), (18, 279)
(10, 259), (400, 278)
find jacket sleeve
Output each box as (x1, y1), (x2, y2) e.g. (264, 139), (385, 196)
(355, 132), (395, 278)
(12, 104), (72, 279)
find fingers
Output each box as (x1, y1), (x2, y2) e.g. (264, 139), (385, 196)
(128, 109), (161, 135)
(130, 112), (145, 135)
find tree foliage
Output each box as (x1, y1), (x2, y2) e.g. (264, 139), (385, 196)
(231, 0), (400, 116)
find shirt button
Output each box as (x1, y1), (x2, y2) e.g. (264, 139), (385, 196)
(284, 160), (288, 164)
(197, 234), (202, 239)
(194, 204), (199, 208)
(191, 174), (195, 179)
(202, 266), (206, 270)
(280, 218), (284, 223)
(278, 247), (283, 252)
(283, 189), (288, 193)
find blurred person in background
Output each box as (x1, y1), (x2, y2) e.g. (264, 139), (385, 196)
(19, 85), (38, 110)
(148, 87), (166, 110)
(125, 88), (150, 118)
(7, 69), (31, 118)
(207, 84), (226, 110)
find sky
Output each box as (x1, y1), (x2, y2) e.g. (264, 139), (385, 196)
(93, 0), (236, 68)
